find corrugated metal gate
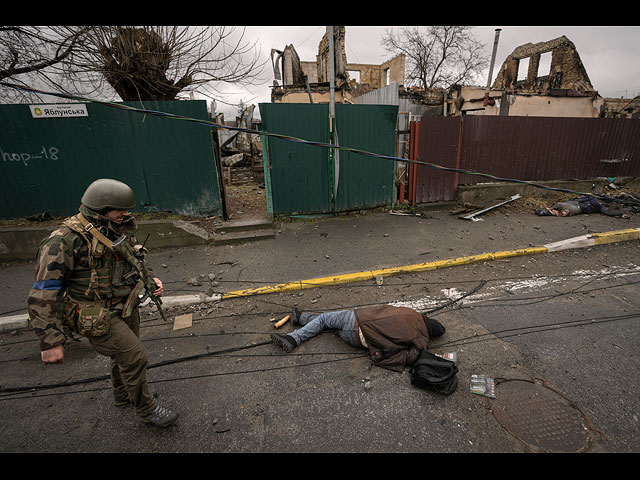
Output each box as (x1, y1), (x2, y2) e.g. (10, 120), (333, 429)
(414, 116), (640, 203)
(0, 100), (222, 219)
(259, 103), (332, 215)
(259, 103), (398, 215)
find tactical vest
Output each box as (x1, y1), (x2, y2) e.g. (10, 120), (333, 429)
(61, 215), (140, 304)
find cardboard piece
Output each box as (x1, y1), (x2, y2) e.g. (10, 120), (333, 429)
(173, 313), (193, 330)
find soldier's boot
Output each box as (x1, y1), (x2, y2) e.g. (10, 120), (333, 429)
(140, 405), (179, 427)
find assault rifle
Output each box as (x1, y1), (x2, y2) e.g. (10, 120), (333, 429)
(113, 235), (169, 322)
(76, 212), (169, 322)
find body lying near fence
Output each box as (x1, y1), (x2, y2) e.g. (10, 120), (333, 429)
(535, 196), (631, 219)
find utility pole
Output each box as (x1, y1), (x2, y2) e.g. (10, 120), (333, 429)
(328, 26), (339, 208)
(329, 26), (336, 121)
(483, 28), (502, 107)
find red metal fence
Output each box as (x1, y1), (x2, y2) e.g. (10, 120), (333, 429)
(410, 116), (640, 203)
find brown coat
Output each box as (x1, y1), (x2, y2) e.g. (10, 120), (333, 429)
(355, 305), (431, 371)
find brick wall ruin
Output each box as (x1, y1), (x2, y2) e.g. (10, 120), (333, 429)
(492, 36), (596, 95)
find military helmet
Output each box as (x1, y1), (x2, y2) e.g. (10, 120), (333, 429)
(81, 178), (135, 211)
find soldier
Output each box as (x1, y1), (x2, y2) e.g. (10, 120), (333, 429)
(27, 178), (179, 427)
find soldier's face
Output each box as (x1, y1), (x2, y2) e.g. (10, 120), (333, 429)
(104, 209), (130, 224)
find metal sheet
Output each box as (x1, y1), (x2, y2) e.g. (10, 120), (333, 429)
(259, 103), (332, 215)
(334, 104), (397, 211)
(0, 100), (222, 219)
(458, 116), (640, 185)
(414, 116), (640, 203)
(415, 116), (461, 202)
(259, 103), (398, 215)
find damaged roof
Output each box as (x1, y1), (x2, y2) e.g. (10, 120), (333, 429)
(492, 35), (596, 95)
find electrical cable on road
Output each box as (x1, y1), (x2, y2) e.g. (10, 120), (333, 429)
(3, 266), (636, 349)
(437, 312), (640, 349)
(2, 271), (638, 400)
(1, 309), (637, 401)
(3, 264), (638, 343)
(139, 266), (640, 326)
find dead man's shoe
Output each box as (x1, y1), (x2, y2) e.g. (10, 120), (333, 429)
(272, 333), (297, 353)
(140, 405), (179, 427)
(292, 309), (317, 326)
(291, 307), (302, 325)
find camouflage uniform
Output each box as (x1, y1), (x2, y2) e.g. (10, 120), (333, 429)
(28, 204), (157, 417)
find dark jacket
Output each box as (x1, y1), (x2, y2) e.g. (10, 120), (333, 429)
(573, 196), (624, 216)
(355, 305), (430, 371)
(536, 196), (626, 217)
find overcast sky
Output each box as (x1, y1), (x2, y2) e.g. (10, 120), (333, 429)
(213, 26), (640, 119)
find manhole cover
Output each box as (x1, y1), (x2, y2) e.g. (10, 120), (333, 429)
(491, 379), (595, 453)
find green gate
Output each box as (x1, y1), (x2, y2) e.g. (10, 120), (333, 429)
(259, 103), (332, 215)
(0, 100), (222, 219)
(259, 103), (398, 216)
(334, 104), (397, 211)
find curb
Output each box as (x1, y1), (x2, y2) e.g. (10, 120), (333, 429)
(221, 247), (549, 299)
(221, 227), (640, 300)
(0, 217), (277, 262)
(1, 293), (223, 336)
(544, 227), (640, 252)
(2, 227), (638, 333)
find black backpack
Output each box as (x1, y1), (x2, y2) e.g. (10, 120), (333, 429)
(410, 350), (459, 395)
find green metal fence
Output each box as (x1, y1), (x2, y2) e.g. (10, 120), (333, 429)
(259, 103), (398, 216)
(259, 103), (332, 215)
(334, 104), (397, 211)
(0, 100), (222, 219)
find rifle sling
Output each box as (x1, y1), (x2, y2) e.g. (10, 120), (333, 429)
(77, 212), (122, 250)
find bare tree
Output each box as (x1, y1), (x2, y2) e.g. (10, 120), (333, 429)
(1, 26), (266, 108)
(63, 26), (267, 102)
(0, 26), (87, 102)
(381, 26), (489, 90)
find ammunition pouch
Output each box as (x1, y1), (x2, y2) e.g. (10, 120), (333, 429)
(76, 306), (111, 337)
(62, 295), (128, 337)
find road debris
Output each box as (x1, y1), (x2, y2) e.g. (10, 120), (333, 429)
(272, 314), (290, 329)
(470, 374), (496, 398)
(459, 195), (521, 222)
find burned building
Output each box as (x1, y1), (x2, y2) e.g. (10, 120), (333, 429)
(271, 30), (638, 120)
(492, 35), (596, 94)
(447, 35), (610, 118)
(270, 26), (405, 105)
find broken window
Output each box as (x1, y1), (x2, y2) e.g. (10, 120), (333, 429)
(517, 57), (530, 82)
(538, 51), (552, 77)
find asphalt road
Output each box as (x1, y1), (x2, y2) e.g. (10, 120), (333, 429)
(1, 209), (639, 453)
